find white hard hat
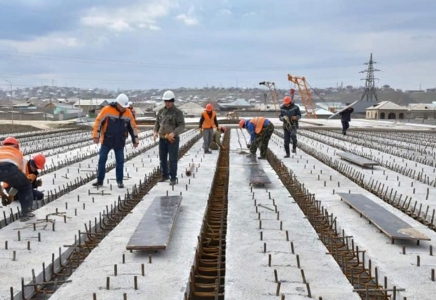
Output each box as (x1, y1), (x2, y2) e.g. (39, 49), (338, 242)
(162, 90), (175, 101)
(128, 101), (133, 106)
(116, 94), (129, 108)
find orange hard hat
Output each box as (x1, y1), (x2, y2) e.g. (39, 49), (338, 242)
(221, 126), (227, 133)
(32, 153), (46, 169)
(206, 103), (213, 111)
(2, 137), (19, 149)
(283, 96), (291, 105)
(239, 119), (246, 128)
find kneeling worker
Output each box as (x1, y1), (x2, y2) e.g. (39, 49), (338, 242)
(209, 126), (227, 151)
(0, 137), (35, 221)
(4, 154), (46, 201)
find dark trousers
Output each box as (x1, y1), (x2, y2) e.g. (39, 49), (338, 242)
(284, 127), (297, 155)
(159, 137), (180, 180)
(0, 163), (33, 215)
(341, 121), (350, 132)
(97, 145), (125, 183)
(12, 188), (44, 201)
(251, 123), (274, 158)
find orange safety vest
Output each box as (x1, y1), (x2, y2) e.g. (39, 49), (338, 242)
(0, 147), (25, 171)
(249, 117), (266, 134)
(201, 111), (216, 129)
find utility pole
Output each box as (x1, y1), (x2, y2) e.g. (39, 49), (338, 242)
(5, 80), (13, 124)
(359, 53), (380, 101)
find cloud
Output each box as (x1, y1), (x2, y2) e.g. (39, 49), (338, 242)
(218, 9), (231, 16)
(81, 0), (177, 32)
(0, 34), (83, 53)
(176, 6), (199, 26)
(243, 11), (256, 17)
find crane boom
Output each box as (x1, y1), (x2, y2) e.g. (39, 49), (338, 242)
(287, 74), (317, 119)
(259, 81), (279, 111)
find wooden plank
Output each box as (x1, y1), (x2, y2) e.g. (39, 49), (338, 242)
(338, 193), (430, 243)
(244, 155), (271, 184)
(126, 195), (182, 251)
(337, 152), (378, 168)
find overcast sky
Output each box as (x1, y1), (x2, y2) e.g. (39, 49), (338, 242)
(0, 0), (435, 91)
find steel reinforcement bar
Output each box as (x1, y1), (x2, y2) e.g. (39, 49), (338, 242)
(17, 134), (202, 300)
(266, 149), (395, 300)
(185, 131), (230, 300)
(282, 131), (436, 232)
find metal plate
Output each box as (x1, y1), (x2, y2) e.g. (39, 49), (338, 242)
(126, 195), (182, 251)
(338, 193), (430, 242)
(244, 156), (271, 184)
(337, 152), (378, 168)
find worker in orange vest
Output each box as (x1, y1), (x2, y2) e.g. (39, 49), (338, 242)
(199, 103), (219, 154)
(92, 93), (139, 188)
(4, 153), (46, 201)
(239, 117), (274, 159)
(0, 137), (35, 221)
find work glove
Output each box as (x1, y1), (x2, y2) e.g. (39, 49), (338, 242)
(166, 133), (175, 144)
(291, 116), (297, 121)
(247, 143), (251, 149)
(199, 128), (203, 134)
(27, 174), (37, 182)
(279, 116), (284, 122)
(36, 179), (42, 187)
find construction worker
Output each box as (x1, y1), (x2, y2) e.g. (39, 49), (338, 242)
(199, 103), (219, 154)
(128, 101), (137, 120)
(209, 126), (227, 151)
(4, 153), (46, 201)
(92, 93), (139, 188)
(0, 137), (34, 221)
(239, 117), (274, 160)
(339, 107), (354, 135)
(279, 94), (301, 157)
(153, 90), (185, 185)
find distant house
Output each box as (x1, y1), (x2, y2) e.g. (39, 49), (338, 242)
(73, 99), (111, 116)
(13, 102), (36, 110)
(178, 102), (205, 115)
(218, 98), (252, 110)
(408, 103), (436, 119)
(366, 101), (408, 120)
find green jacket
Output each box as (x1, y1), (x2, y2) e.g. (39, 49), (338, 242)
(209, 131), (222, 150)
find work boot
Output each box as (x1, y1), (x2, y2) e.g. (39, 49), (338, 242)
(117, 182), (124, 188)
(20, 212), (35, 222)
(159, 176), (169, 182)
(258, 156), (266, 160)
(343, 131), (347, 136)
(92, 181), (103, 187)
(284, 154), (290, 158)
(169, 178), (178, 186)
(205, 150), (212, 154)
(292, 148), (296, 154)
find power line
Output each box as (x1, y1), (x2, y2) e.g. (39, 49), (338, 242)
(0, 50), (292, 72)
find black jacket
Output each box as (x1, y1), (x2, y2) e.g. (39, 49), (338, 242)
(279, 104), (301, 129)
(339, 107), (354, 122)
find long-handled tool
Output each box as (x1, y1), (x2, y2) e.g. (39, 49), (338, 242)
(235, 128), (249, 154)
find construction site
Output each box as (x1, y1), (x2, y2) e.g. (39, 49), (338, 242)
(0, 55), (435, 300)
(0, 109), (434, 300)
